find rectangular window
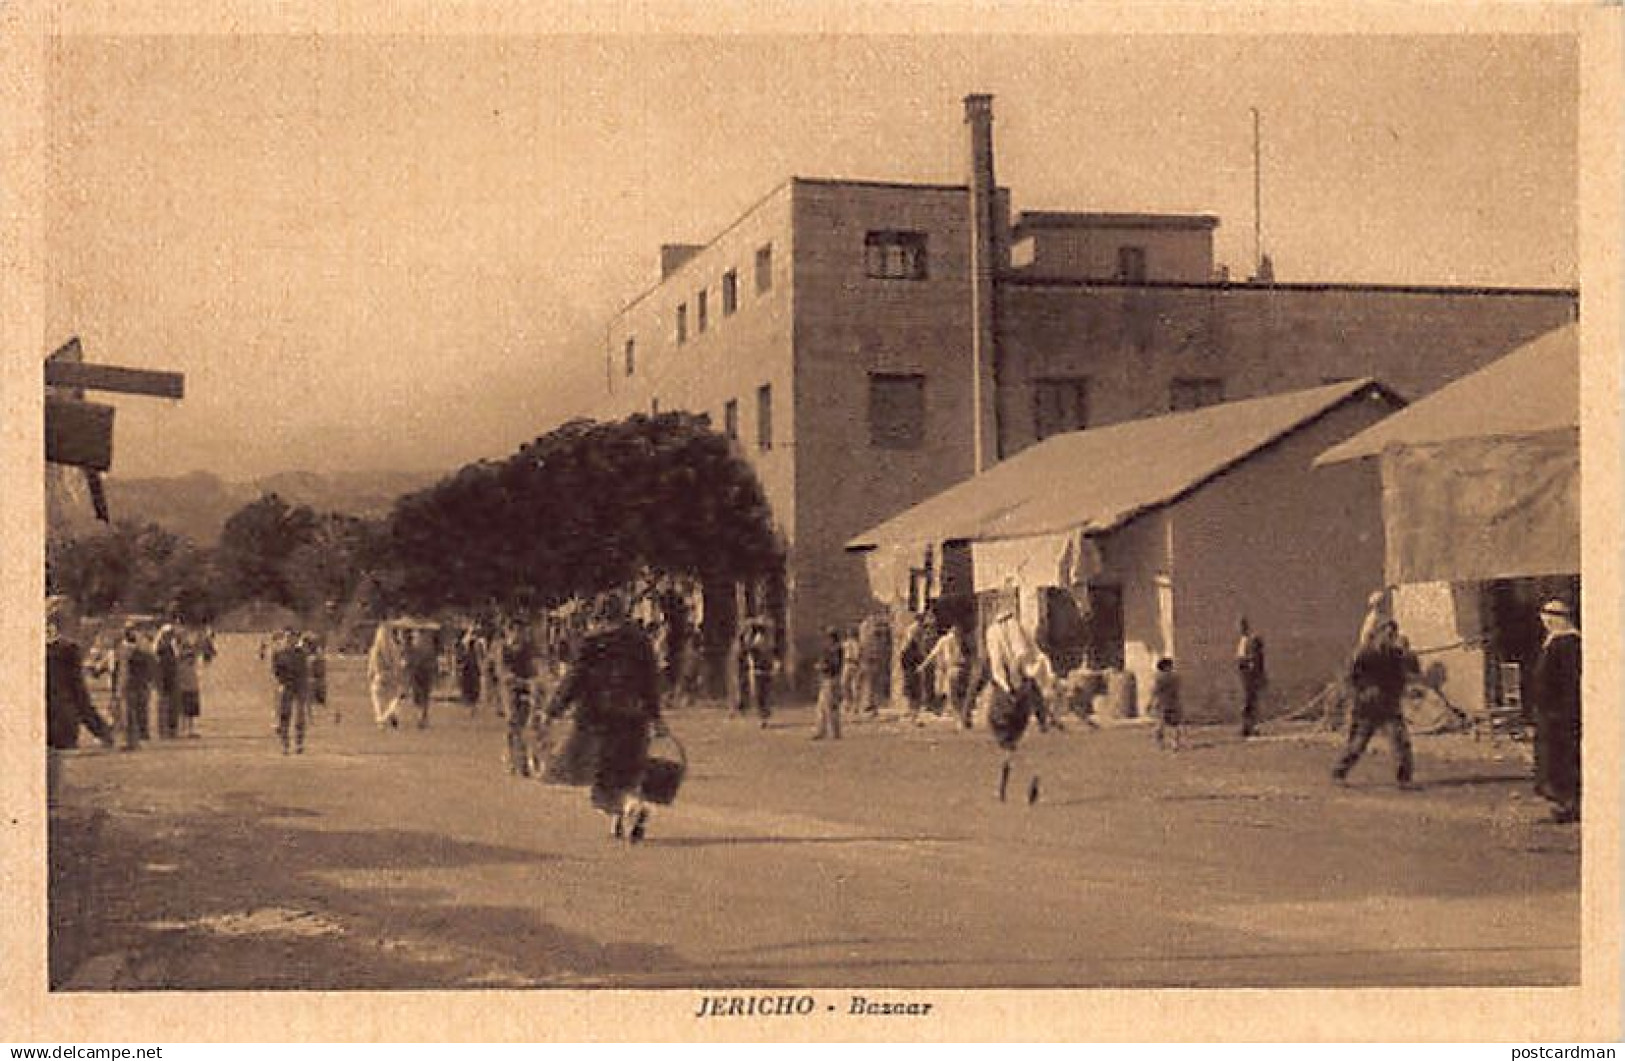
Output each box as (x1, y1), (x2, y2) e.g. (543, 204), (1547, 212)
(755, 244), (773, 294)
(1117, 246), (1147, 282)
(865, 230), (929, 280)
(757, 384), (773, 451)
(868, 373), (927, 449)
(623, 338), (636, 377)
(722, 270), (738, 315)
(676, 303), (688, 344)
(651, 397), (660, 415)
(1169, 377), (1225, 412)
(1033, 376), (1090, 440)
(724, 399), (738, 440)
(696, 289), (709, 333)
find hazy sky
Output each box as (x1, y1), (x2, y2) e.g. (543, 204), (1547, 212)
(45, 32), (1577, 480)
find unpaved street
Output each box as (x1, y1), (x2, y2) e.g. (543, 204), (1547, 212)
(49, 634), (1578, 990)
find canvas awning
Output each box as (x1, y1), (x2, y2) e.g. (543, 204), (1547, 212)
(848, 379), (1401, 601)
(1316, 324), (1578, 583)
(1316, 324), (1577, 465)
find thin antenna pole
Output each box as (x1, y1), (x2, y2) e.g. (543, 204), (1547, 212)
(1251, 106), (1262, 278)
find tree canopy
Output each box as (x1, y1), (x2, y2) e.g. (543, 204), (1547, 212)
(386, 413), (783, 611)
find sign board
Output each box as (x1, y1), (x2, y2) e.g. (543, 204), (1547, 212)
(45, 396), (115, 471)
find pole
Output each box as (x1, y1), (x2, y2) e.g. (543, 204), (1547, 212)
(1251, 106), (1262, 279)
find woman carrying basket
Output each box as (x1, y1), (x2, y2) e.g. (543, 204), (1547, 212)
(541, 593), (670, 843)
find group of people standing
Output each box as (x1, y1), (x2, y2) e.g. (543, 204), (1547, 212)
(45, 598), (216, 753)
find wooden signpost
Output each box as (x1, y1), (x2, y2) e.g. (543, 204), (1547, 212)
(44, 337), (185, 521)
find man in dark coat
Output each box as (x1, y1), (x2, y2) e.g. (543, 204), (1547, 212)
(1532, 599), (1581, 823)
(46, 600), (114, 750)
(1333, 619), (1419, 785)
(113, 622), (156, 751)
(271, 630), (311, 755)
(1236, 616), (1267, 738)
(543, 593), (667, 842)
(405, 628), (438, 728)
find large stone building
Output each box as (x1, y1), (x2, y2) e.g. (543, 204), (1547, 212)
(596, 96), (1575, 676)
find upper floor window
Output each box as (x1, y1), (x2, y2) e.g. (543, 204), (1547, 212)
(675, 302), (688, 344)
(755, 245), (774, 294)
(865, 230), (929, 280)
(696, 289), (709, 334)
(1033, 376), (1089, 440)
(1117, 246), (1148, 282)
(868, 373), (926, 450)
(1169, 377), (1225, 412)
(724, 399), (739, 441)
(722, 270), (739, 316)
(757, 384), (773, 451)
(623, 338), (636, 377)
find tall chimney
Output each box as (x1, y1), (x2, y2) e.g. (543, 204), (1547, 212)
(964, 94), (1000, 473)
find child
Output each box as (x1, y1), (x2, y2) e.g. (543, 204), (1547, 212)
(1151, 657), (1183, 751)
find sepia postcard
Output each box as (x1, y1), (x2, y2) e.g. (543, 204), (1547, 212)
(2, 0), (1620, 1044)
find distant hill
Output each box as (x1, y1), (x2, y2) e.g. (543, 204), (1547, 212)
(103, 468), (443, 545)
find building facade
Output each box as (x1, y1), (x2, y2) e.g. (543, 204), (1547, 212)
(597, 97), (1576, 678)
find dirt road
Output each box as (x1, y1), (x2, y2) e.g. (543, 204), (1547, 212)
(48, 633), (1578, 990)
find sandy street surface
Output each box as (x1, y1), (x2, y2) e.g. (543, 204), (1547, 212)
(47, 633), (1578, 990)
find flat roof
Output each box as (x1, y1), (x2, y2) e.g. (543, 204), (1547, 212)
(1015, 210), (1221, 231)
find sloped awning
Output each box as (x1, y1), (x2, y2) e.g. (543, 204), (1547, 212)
(847, 379), (1401, 603)
(1315, 324), (1579, 583)
(1316, 323), (1577, 465)
(849, 378), (1396, 552)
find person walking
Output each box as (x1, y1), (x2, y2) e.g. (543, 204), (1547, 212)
(457, 624), (484, 710)
(1236, 617), (1267, 738)
(542, 593), (668, 842)
(173, 622), (214, 738)
(839, 626), (862, 717)
(46, 599), (115, 750)
(1531, 599), (1581, 823)
(1149, 657), (1183, 751)
(502, 618), (540, 776)
(922, 623), (971, 729)
(112, 622), (156, 751)
(153, 619), (181, 739)
(857, 614), (889, 715)
(1332, 619), (1419, 786)
(368, 623), (406, 729)
(982, 607), (1053, 804)
(898, 614), (929, 720)
(740, 617), (776, 727)
(406, 628), (438, 729)
(271, 629), (311, 755)
(811, 627), (844, 741)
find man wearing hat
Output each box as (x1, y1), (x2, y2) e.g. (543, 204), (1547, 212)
(1532, 599), (1581, 823)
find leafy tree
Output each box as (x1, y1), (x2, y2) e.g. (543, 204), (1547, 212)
(46, 521), (224, 620)
(283, 513), (381, 617)
(216, 492), (318, 607)
(385, 413), (784, 614)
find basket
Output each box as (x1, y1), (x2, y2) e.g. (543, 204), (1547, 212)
(639, 732), (687, 805)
